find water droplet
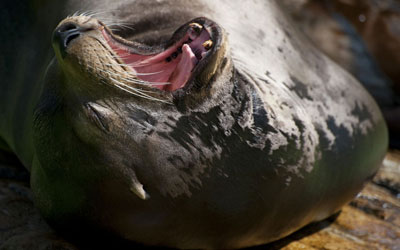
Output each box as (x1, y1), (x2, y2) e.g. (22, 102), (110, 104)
(359, 14), (366, 23)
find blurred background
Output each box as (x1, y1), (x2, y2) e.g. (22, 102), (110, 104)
(281, 0), (400, 148)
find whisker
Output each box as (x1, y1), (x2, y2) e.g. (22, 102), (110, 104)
(110, 77), (171, 104)
(79, 11), (90, 17)
(99, 19), (132, 24)
(109, 24), (135, 32)
(113, 82), (156, 100)
(72, 10), (81, 17)
(102, 24), (135, 32)
(104, 68), (170, 86)
(132, 71), (164, 76)
(107, 56), (155, 68)
(87, 64), (170, 87)
(67, 9), (119, 20)
(87, 64), (152, 90)
(103, 64), (164, 76)
(120, 76), (171, 86)
(88, 10), (116, 17)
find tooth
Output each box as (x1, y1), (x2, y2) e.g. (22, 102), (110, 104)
(189, 23), (203, 34)
(202, 40), (213, 50)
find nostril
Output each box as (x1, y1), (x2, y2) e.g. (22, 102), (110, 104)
(53, 22), (82, 55)
(64, 32), (80, 47)
(58, 23), (79, 33)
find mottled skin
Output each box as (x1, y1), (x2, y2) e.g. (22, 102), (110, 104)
(0, 0), (388, 249)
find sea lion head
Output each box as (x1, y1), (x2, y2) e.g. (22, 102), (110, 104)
(31, 12), (233, 246)
(51, 15), (228, 104)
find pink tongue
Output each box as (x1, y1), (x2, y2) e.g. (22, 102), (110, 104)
(166, 44), (198, 91)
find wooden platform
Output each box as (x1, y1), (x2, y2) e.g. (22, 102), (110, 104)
(0, 151), (399, 249)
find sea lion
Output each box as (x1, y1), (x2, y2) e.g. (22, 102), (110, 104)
(0, 0), (388, 249)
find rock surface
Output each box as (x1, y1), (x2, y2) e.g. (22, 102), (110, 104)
(0, 150), (399, 250)
(262, 151), (400, 250)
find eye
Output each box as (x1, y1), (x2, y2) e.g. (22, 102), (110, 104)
(86, 103), (110, 132)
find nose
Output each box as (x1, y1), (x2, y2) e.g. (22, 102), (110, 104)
(52, 22), (81, 55)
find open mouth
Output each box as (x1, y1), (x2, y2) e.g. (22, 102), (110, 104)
(102, 18), (220, 92)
